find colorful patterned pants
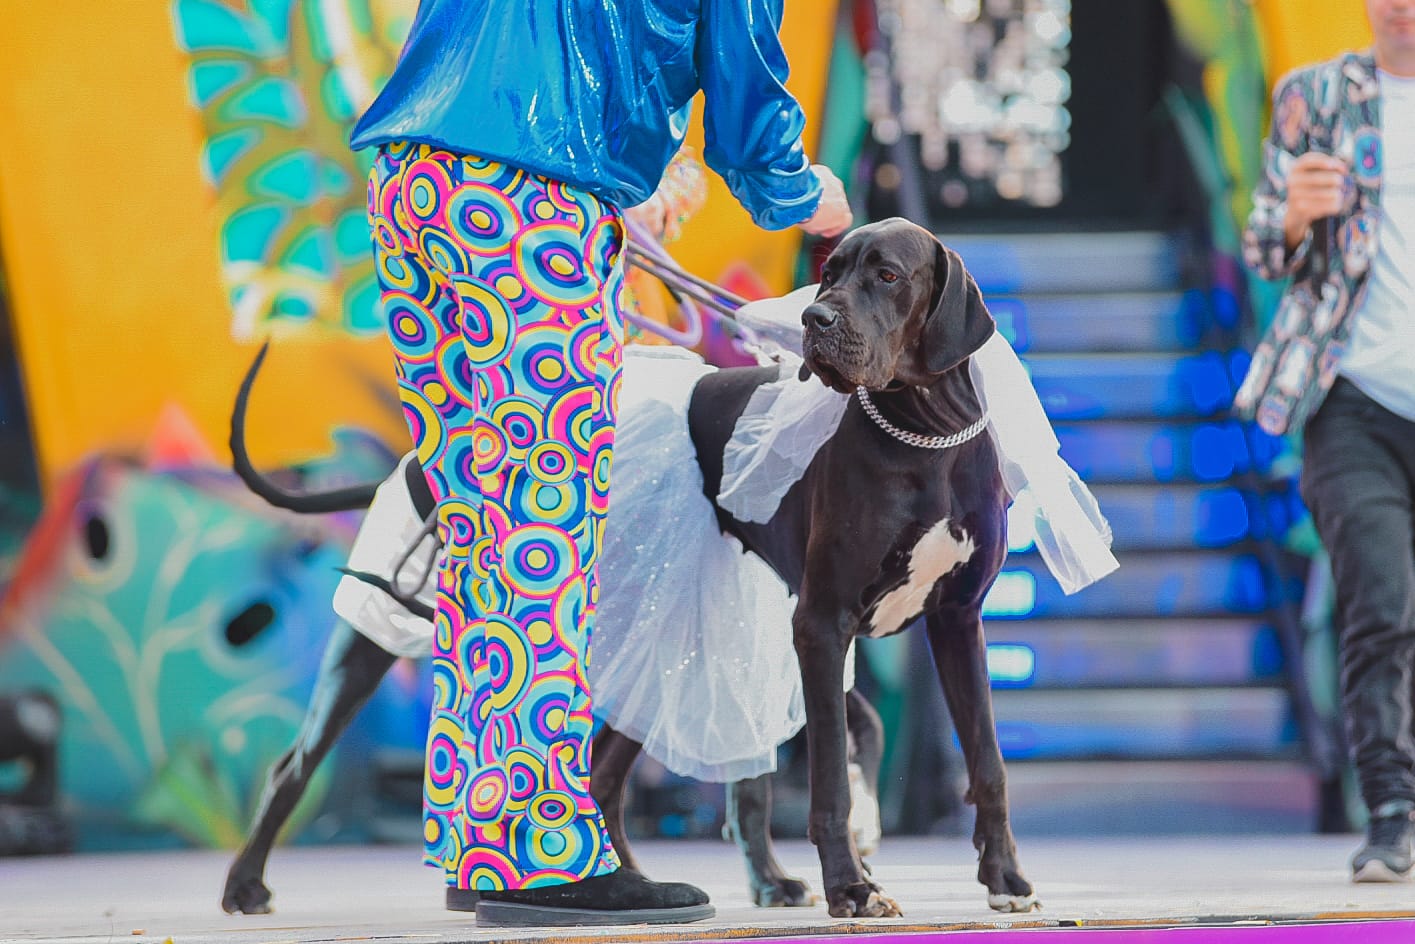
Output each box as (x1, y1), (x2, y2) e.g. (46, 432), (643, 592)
(367, 142), (624, 890)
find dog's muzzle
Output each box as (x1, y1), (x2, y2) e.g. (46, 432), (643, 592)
(801, 312), (886, 394)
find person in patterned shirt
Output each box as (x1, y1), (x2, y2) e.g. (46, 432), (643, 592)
(1235, 0), (1415, 883)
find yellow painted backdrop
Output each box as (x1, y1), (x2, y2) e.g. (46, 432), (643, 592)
(0, 2), (403, 485)
(0, 2), (837, 489)
(1255, 0), (1373, 83)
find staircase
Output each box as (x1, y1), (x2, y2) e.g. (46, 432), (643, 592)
(944, 229), (1319, 835)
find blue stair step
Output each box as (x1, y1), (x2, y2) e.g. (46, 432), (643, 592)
(1006, 760), (1316, 834)
(937, 231), (1182, 294)
(1026, 353), (1234, 420)
(994, 292), (1205, 354)
(922, 226), (1311, 799)
(991, 687), (1293, 760)
(1087, 483), (1250, 550)
(1053, 420), (1285, 484)
(984, 618), (1283, 689)
(1068, 483), (1305, 551)
(984, 550), (1270, 620)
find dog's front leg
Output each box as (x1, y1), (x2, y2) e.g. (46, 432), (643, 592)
(793, 608), (901, 918)
(925, 608), (1037, 913)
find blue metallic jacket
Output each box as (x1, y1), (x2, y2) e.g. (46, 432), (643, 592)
(350, 0), (822, 229)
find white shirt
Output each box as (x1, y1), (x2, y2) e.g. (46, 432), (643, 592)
(1341, 69), (1415, 420)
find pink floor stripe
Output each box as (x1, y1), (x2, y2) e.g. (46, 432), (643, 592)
(737, 920), (1415, 944)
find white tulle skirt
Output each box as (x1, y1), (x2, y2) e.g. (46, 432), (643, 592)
(590, 347), (808, 783)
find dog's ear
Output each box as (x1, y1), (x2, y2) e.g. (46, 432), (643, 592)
(922, 240), (995, 374)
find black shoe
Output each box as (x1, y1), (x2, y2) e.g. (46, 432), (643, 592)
(445, 886), (480, 912)
(474, 867), (714, 927)
(1352, 801), (1415, 883)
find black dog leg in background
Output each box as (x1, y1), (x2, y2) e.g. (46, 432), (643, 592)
(726, 775), (814, 907)
(222, 624), (398, 914)
(592, 722), (819, 907)
(924, 609), (1035, 912)
(589, 723), (646, 872)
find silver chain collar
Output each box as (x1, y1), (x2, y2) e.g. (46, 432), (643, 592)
(855, 387), (990, 450)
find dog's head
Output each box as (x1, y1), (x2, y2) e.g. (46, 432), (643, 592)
(800, 218), (995, 393)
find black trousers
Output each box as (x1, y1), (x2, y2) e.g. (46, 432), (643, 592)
(1302, 378), (1415, 812)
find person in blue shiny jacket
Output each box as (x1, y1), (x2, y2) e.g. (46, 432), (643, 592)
(350, 0), (852, 928)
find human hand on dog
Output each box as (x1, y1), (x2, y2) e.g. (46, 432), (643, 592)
(1283, 152), (1349, 251)
(799, 164), (853, 238)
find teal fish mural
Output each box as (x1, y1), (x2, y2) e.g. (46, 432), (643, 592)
(0, 443), (422, 850)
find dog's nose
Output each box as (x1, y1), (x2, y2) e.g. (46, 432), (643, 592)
(803, 305), (837, 330)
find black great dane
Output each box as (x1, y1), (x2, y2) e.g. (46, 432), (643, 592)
(223, 217), (1034, 918)
(686, 217), (1033, 916)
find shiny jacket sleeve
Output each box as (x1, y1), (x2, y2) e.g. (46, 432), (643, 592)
(695, 0), (822, 230)
(1242, 69), (1315, 282)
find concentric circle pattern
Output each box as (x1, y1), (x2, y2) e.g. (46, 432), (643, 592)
(370, 144), (624, 890)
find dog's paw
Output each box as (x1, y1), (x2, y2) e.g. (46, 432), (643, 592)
(978, 848), (1036, 915)
(752, 875), (815, 908)
(221, 877), (273, 915)
(988, 891), (1040, 913)
(826, 882), (902, 918)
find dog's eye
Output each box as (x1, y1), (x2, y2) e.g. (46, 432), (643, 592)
(878, 269), (898, 284)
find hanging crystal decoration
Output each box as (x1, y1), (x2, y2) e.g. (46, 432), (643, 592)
(868, 0), (1072, 209)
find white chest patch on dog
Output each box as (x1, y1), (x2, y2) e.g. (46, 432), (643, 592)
(866, 519), (976, 638)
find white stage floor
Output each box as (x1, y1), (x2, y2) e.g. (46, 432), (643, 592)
(3, 836), (1414, 943)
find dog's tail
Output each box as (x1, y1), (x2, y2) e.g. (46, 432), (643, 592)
(231, 342), (381, 514)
